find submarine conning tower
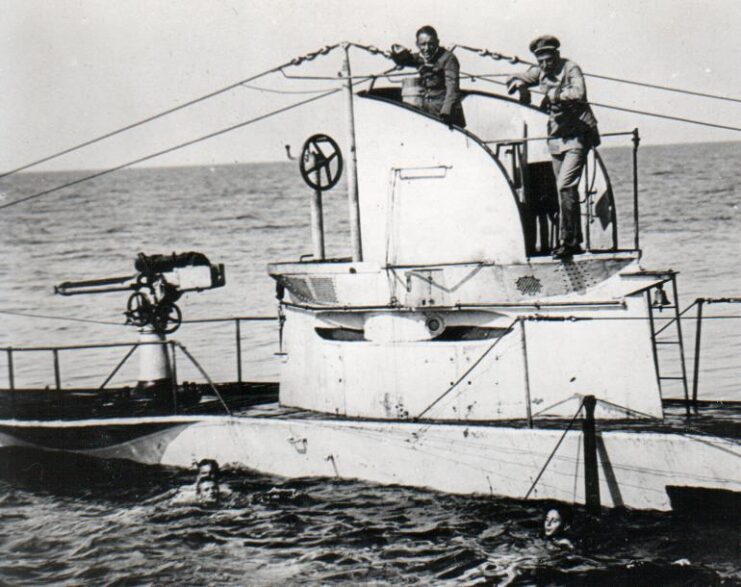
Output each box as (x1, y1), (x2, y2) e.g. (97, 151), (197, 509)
(269, 81), (676, 423)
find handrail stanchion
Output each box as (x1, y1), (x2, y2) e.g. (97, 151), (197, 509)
(53, 349), (62, 392)
(170, 341), (179, 415)
(632, 128), (641, 251)
(6, 349), (14, 392)
(691, 298), (704, 413)
(235, 318), (243, 384)
(53, 348), (63, 418)
(7, 348), (15, 416)
(585, 153), (591, 252)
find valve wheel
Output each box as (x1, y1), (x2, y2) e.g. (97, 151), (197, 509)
(125, 292), (152, 327)
(299, 134), (343, 191)
(153, 302), (182, 334)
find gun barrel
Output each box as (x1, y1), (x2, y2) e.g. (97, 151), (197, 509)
(54, 275), (136, 296)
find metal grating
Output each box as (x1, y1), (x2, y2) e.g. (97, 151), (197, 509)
(310, 277), (338, 303)
(285, 277), (314, 303)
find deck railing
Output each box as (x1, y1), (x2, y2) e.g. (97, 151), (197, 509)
(1, 304), (738, 418)
(1, 315), (278, 394)
(485, 129), (640, 254)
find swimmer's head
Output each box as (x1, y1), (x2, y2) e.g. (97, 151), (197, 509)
(196, 478), (220, 505)
(544, 505), (572, 537)
(196, 459), (220, 481)
(544, 508), (563, 537)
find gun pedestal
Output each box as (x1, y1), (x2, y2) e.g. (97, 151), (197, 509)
(136, 326), (172, 398)
(55, 251), (226, 405)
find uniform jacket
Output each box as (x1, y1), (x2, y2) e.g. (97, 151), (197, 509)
(510, 58), (600, 151)
(391, 46), (466, 127)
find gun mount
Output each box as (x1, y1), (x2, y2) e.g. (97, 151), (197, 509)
(55, 252), (225, 334)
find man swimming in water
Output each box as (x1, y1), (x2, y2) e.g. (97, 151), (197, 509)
(543, 506), (575, 549)
(171, 458), (232, 506)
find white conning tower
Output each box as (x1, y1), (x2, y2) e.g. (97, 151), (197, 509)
(354, 92), (527, 266)
(270, 87), (664, 423)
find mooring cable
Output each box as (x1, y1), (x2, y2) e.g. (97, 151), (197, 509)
(0, 87), (341, 211)
(0, 44), (340, 180)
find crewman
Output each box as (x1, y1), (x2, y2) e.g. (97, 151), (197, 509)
(170, 458), (232, 506)
(507, 36), (600, 258)
(390, 26), (466, 127)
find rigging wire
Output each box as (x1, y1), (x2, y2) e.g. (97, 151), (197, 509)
(279, 69), (417, 81)
(588, 101), (741, 133)
(583, 72), (741, 104)
(239, 83), (340, 95)
(523, 398), (585, 500)
(413, 317), (519, 422)
(2, 308), (739, 331)
(464, 73), (741, 133)
(454, 45), (741, 104)
(0, 44), (340, 180)
(0, 309), (124, 326)
(0, 88), (341, 212)
(4, 40), (736, 182)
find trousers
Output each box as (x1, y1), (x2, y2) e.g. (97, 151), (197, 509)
(550, 147), (586, 249)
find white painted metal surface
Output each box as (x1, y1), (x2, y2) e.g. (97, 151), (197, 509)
(353, 96), (526, 266)
(279, 289), (662, 420)
(2, 414), (729, 512)
(157, 417), (741, 511)
(461, 93), (552, 163)
(269, 253), (647, 308)
(137, 329), (171, 384)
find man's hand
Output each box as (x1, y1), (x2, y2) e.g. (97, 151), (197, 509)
(391, 44), (407, 55)
(506, 77), (524, 94)
(506, 78), (531, 105)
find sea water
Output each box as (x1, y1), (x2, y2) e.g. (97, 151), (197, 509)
(0, 142), (739, 584)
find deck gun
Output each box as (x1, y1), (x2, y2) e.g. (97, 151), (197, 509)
(54, 252), (225, 333)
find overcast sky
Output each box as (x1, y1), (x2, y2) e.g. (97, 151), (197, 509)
(1, 0), (739, 171)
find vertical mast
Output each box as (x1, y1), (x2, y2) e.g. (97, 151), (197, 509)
(341, 43), (363, 262)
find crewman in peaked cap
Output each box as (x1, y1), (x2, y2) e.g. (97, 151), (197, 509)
(507, 36), (600, 259)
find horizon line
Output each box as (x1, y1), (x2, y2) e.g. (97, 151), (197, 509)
(4, 137), (740, 177)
